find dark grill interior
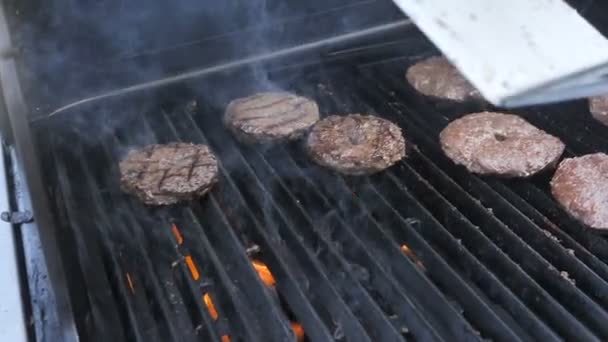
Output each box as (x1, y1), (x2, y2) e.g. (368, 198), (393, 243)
(32, 53), (608, 341)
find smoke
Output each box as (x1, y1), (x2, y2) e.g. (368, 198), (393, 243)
(15, 6), (427, 333)
(15, 0), (405, 196)
(9, 0), (400, 121)
(12, 1), (273, 112)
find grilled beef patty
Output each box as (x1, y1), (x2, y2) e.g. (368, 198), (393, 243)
(406, 56), (482, 102)
(224, 92), (319, 143)
(119, 143), (219, 205)
(551, 153), (608, 230)
(589, 95), (608, 126)
(440, 112), (565, 177)
(307, 114), (406, 175)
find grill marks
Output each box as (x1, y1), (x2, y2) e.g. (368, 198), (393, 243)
(238, 97), (294, 112)
(236, 100), (308, 125)
(224, 92), (320, 143)
(119, 143), (219, 205)
(187, 151), (201, 181)
(264, 103), (311, 130)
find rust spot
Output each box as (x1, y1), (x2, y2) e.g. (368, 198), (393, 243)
(185, 255), (200, 280)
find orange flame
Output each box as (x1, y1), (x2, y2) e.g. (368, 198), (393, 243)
(171, 223), (184, 245)
(400, 244), (414, 255)
(252, 260), (276, 287)
(250, 260), (304, 340)
(221, 335), (231, 342)
(401, 244), (426, 270)
(185, 255), (200, 280)
(291, 322), (305, 341)
(203, 293), (219, 320)
(126, 273), (135, 294)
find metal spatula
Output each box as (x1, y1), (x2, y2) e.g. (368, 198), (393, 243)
(392, 0), (608, 107)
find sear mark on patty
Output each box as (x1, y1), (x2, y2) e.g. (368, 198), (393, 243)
(224, 92), (320, 144)
(119, 142), (219, 206)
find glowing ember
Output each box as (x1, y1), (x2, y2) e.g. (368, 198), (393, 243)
(400, 244), (426, 270)
(171, 223), (184, 245)
(252, 260), (276, 287)
(126, 273), (135, 294)
(203, 293), (219, 320)
(249, 259), (305, 340)
(291, 322), (305, 341)
(400, 244), (413, 255)
(221, 335), (230, 342)
(185, 255), (200, 280)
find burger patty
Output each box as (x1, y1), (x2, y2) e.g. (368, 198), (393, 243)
(119, 143), (219, 206)
(224, 92), (319, 143)
(440, 112), (565, 177)
(406, 56), (482, 102)
(551, 153), (608, 230)
(307, 114), (406, 175)
(588, 95), (608, 126)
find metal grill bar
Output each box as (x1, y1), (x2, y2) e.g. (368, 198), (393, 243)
(371, 64), (608, 278)
(349, 63), (608, 339)
(161, 103), (408, 342)
(188, 104), (443, 341)
(77, 132), (221, 342)
(46, 145), (135, 342)
(144, 105), (372, 341)
(139, 114), (296, 342)
(197, 92), (492, 340)
(30, 55), (608, 342)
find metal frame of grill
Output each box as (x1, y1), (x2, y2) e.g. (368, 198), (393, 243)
(19, 42), (608, 341)
(4, 1), (608, 341)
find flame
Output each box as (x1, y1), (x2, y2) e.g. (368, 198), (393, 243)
(126, 273), (135, 294)
(291, 322), (305, 341)
(203, 293), (219, 320)
(185, 255), (200, 280)
(400, 244), (414, 255)
(171, 223), (184, 245)
(252, 260), (276, 287)
(249, 259), (305, 340)
(221, 335), (231, 342)
(400, 244), (426, 270)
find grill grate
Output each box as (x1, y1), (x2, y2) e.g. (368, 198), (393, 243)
(32, 56), (608, 342)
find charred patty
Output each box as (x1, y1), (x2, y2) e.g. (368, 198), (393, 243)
(119, 143), (219, 206)
(551, 153), (608, 230)
(589, 95), (608, 126)
(406, 56), (482, 102)
(224, 92), (319, 143)
(307, 114), (406, 175)
(440, 112), (565, 177)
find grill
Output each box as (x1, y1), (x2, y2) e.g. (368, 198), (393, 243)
(27, 44), (608, 342)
